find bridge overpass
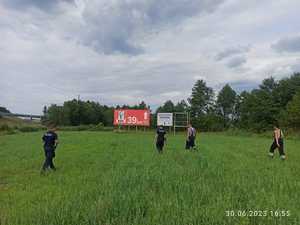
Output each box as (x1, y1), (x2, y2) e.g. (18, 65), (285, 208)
(0, 112), (42, 120)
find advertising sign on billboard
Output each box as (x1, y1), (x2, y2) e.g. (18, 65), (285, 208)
(157, 113), (173, 126)
(114, 109), (150, 126)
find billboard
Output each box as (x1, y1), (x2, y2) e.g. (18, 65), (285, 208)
(157, 113), (173, 126)
(114, 109), (150, 126)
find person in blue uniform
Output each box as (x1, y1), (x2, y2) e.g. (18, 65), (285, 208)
(41, 124), (58, 173)
(155, 126), (166, 153)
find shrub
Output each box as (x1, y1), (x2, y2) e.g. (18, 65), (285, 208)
(89, 123), (105, 131)
(58, 124), (113, 132)
(0, 124), (10, 131)
(18, 126), (39, 132)
(0, 124), (16, 135)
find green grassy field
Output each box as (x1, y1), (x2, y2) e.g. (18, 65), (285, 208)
(0, 131), (299, 225)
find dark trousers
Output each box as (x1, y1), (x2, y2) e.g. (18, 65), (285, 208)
(186, 136), (195, 150)
(156, 140), (164, 153)
(42, 147), (56, 170)
(269, 138), (285, 156)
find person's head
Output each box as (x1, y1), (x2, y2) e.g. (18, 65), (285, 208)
(47, 123), (56, 132)
(273, 123), (280, 130)
(188, 123), (192, 128)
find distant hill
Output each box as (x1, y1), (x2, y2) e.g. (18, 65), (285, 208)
(0, 116), (41, 127)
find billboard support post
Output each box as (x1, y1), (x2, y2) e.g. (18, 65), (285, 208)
(173, 112), (190, 135)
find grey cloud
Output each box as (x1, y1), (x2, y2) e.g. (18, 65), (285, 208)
(228, 81), (258, 93)
(226, 55), (247, 68)
(0, 0), (225, 55)
(1, 0), (74, 10)
(216, 45), (250, 61)
(78, 0), (225, 55)
(144, 0), (225, 25)
(272, 35), (300, 53)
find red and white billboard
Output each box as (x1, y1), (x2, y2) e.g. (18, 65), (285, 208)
(114, 109), (150, 126)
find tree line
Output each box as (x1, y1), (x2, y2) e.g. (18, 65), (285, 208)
(186, 73), (300, 132)
(42, 72), (300, 132)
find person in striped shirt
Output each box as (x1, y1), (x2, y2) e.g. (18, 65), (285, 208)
(186, 123), (196, 150)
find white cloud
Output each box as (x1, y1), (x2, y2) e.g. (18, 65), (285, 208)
(1, 0), (300, 114)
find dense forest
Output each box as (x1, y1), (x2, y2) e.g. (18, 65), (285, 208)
(41, 72), (300, 132)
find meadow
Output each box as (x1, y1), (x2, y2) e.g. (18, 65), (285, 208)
(0, 131), (299, 225)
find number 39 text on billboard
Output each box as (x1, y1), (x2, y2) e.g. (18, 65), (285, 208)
(114, 109), (150, 126)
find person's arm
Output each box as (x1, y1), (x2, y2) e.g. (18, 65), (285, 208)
(55, 139), (59, 148)
(54, 133), (59, 148)
(275, 130), (280, 147)
(154, 132), (158, 144)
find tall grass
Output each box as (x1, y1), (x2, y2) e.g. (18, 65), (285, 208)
(0, 132), (299, 225)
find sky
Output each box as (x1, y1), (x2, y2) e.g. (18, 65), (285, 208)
(1, 0), (300, 114)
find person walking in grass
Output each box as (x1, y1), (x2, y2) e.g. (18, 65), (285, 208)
(269, 124), (286, 160)
(155, 125), (167, 153)
(186, 123), (196, 150)
(41, 124), (59, 173)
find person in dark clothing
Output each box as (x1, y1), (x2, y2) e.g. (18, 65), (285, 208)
(41, 125), (59, 173)
(269, 125), (285, 160)
(186, 123), (196, 150)
(155, 126), (166, 153)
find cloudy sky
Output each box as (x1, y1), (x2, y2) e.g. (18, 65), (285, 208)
(1, 0), (300, 114)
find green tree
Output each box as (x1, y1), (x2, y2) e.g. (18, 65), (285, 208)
(237, 78), (280, 131)
(47, 104), (65, 125)
(216, 84), (237, 127)
(63, 99), (80, 125)
(188, 80), (214, 118)
(138, 101), (147, 109)
(174, 100), (189, 112)
(286, 91), (300, 129)
(275, 73), (300, 108)
(259, 77), (278, 92)
(156, 100), (175, 113)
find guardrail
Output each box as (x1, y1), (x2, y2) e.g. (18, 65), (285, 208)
(0, 112), (42, 119)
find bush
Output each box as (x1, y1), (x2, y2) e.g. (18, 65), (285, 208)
(18, 126), (39, 132)
(0, 124), (10, 131)
(89, 123), (106, 131)
(0, 124), (16, 135)
(58, 124), (113, 132)
(58, 126), (88, 131)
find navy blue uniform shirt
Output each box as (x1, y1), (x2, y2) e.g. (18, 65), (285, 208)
(42, 131), (58, 148)
(156, 127), (166, 142)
